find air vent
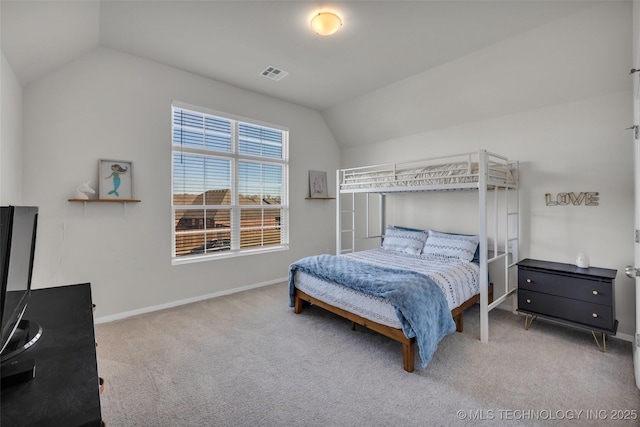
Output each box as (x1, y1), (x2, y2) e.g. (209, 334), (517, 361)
(260, 66), (289, 81)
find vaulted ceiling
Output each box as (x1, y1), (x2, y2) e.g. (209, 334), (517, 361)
(2, 1), (595, 113)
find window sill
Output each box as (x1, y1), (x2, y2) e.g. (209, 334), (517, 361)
(171, 245), (289, 265)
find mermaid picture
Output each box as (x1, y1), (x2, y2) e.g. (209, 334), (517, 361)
(104, 163), (129, 197)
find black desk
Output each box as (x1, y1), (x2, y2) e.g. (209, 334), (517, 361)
(1, 283), (102, 426)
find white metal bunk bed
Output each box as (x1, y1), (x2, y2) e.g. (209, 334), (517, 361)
(290, 149), (519, 371)
(335, 150), (519, 345)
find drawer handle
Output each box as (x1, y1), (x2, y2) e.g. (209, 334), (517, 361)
(592, 313), (598, 318)
(526, 278), (532, 283)
(526, 299), (531, 304)
(592, 290), (598, 295)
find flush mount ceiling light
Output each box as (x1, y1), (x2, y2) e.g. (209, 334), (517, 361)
(310, 12), (342, 36)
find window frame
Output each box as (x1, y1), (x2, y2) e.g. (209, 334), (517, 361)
(171, 101), (289, 265)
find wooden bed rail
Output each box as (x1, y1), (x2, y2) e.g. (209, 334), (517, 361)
(293, 284), (493, 373)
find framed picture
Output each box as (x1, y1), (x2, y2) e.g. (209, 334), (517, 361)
(99, 159), (133, 200)
(309, 170), (328, 198)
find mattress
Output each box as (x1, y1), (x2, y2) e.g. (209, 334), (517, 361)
(340, 162), (515, 190)
(293, 248), (480, 329)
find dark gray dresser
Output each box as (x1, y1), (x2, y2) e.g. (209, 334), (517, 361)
(517, 258), (617, 349)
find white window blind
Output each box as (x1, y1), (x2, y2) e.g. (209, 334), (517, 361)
(171, 102), (289, 263)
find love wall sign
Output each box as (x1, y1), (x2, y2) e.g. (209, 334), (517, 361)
(545, 192), (599, 206)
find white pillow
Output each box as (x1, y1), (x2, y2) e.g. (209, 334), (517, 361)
(422, 229), (479, 262)
(382, 225), (428, 255)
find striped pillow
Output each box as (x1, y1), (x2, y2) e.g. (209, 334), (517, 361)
(382, 225), (428, 255)
(422, 229), (479, 262)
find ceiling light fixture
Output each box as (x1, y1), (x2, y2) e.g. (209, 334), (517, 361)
(310, 12), (342, 36)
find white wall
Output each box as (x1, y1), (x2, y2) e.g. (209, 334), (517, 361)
(22, 47), (340, 320)
(337, 3), (636, 337)
(635, 1), (640, 66)
(1, 51), (23, 204)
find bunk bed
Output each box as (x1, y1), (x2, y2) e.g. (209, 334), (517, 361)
(289, 150), (519, 372)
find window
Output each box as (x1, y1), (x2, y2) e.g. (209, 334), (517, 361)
(171, 102), (289, 263)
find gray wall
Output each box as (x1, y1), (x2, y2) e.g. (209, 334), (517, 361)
(20, 47), (340, 321)
(1, 51), (23, 204)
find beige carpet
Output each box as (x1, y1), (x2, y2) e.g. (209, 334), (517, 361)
(95, 282), (639, 426)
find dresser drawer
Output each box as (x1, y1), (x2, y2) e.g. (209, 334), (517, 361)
(518, 289), (614, 331)
(518, 269), (612, 305)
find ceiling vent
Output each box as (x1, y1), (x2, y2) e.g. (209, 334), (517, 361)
(260, 66), (289, 81)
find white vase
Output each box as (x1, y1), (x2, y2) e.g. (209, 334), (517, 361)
(576, 252), (590, 268)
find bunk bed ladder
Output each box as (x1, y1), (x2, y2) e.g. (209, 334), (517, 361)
(337, 166), (385, 255)
(486, 191), (519, 312)
(479, 153), (519, 344)
(478, 151), (490, 343)
(336, 170), (355, 254)
(507, 160), (520, 314)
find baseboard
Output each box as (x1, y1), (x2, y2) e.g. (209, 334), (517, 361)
(94, 277), (287, 324)
(614, 332), (635, 343)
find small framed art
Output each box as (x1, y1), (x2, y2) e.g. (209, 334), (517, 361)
(99, 159), (133, 200)
(309, 170), (328, 198)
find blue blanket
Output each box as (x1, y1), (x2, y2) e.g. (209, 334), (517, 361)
(289, 254), (456, 368)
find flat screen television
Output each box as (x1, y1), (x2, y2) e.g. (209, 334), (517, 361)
(0, 206), (40, 362)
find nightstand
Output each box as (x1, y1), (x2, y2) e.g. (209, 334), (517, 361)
(517, 258), (617, 351)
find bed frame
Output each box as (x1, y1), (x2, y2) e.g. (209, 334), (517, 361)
(293, 284), (494, 372)
(336, 150), (519, 344)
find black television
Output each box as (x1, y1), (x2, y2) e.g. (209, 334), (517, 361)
(0, 206), (41, 365)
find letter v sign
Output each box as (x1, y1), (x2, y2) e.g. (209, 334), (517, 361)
(568, 192), (586, 205)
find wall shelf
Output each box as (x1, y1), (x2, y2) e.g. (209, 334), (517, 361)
(68, 199), (141, 203)
(68, 198), (140, 218)
(305, 197), (335, 200)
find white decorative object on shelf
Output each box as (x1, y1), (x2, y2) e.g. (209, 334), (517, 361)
(576, 252), (590, 268)
(74, 182), (95, 200)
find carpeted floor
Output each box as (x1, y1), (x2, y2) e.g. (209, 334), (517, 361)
(95, 282), (639, 426)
